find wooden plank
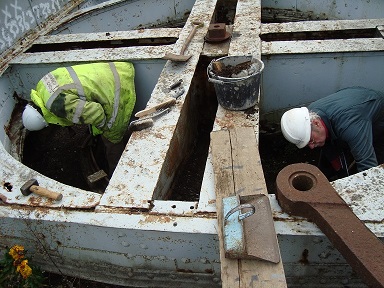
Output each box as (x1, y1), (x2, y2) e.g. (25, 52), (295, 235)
(231, 127), (286, 287)
(231, 127), (266, 197)
(211, 127), (287, 288)
(211, 130), (241, 287)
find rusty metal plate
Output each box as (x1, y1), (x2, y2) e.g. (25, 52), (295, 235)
(223, 194), (281, 263)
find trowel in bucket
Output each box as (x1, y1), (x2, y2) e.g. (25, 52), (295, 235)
(222, 194), (280, 263)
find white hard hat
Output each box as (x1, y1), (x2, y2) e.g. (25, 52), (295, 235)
(22, 104), (48, 131)
(281, 107), (311, 149)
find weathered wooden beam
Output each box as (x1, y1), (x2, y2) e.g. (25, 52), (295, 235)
(211, 127), (287, 288)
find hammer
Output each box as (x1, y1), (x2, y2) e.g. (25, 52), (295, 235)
(20, 179), (63, 201)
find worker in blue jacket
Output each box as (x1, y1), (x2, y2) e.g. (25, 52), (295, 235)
(280, 87), (384, 179)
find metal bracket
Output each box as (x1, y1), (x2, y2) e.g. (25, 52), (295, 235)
(222, 194), (281, 263)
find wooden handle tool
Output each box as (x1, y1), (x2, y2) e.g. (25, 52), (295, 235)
(135, 98), (176, 118)
(21, 178), (63, 201)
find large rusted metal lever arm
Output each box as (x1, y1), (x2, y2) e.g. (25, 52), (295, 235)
(276, 163), (384, 288)
(312, 204), (384, 287)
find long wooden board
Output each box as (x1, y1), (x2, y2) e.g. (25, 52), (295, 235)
(210, 127), (287, 288)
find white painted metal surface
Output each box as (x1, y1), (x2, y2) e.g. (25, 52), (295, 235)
(0, 0), (383, 287)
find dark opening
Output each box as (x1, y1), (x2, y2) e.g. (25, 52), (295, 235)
(259, 123), (357, 194)
(291, 175), (314, 191)
(26, 37), (177, 53)
(22, 125), (93, 191)
(261, 28), (378, 42)
(259, 125), (320, 194)
(167, 56), (218, 201)
(214, 0), (237, 24)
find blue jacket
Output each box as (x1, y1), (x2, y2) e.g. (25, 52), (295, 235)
(308, 87), (384, 172)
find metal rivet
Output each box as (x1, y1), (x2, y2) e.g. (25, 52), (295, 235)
(121, 241), (130, 247)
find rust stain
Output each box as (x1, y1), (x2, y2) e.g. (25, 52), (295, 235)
(154, 132), (166, 139)
(299, 249), (309, 264)
(28, 196), (53, 206)
(0, 194), (8, 202)
(140, 214), (174, 224)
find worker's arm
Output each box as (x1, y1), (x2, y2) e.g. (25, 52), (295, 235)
(342, 121), (378, 172)
(50, 92), (107, 129)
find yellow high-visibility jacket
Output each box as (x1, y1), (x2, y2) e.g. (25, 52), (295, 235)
(31, 62), (136, 143)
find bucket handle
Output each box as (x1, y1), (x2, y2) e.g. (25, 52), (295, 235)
(207, 74), (253, 85)
(207, 57), (264, 85)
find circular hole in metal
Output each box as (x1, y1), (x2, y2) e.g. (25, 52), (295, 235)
(291, 175), (314, 191)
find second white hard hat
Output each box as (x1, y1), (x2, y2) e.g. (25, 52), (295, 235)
(22, 104), (48, 131)
(280, 107), (311, 149)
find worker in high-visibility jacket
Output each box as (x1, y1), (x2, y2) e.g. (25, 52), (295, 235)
(22, 62), (136, 176)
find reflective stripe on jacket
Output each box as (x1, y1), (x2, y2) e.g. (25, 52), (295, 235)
(31, 62), (136, 143)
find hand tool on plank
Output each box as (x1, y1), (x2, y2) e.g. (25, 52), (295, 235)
(134, 86), (185, 119)
(20, 179), (63, 201)
(169, 79), (183, 90)
(128, 108), (170, 132)
(163, 21), (204, 62)
(276, 163), (384, 288)
(134, 98), (176, 118)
